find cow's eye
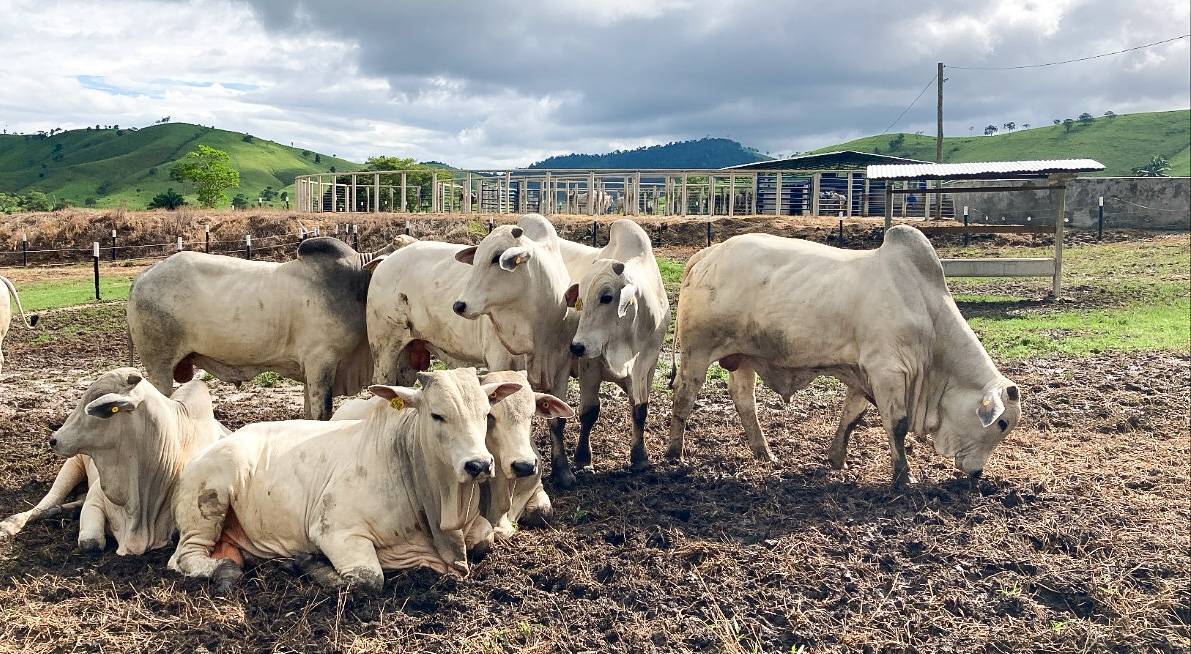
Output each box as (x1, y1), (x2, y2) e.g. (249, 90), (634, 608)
(997, 418), (1008, 432)
(599, 294), (614, 304)
(431, 413), (445, 422)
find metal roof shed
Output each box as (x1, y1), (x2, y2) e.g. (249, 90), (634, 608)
(865, 159), (1106, 298)
(725, 150), (931, 171)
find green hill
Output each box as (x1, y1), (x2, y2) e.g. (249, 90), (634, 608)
(0, 123), (358, 208)
(811, 110), (1190, 177)
(530, 137), (771, 169)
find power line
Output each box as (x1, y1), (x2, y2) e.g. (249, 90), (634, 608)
(948, 33), (1190, 70)
(881, 74), (937, 134)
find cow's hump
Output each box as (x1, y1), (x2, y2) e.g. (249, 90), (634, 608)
(297, 237), (358, 265)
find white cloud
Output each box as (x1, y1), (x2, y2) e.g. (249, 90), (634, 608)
(1, 0), (1187, 167)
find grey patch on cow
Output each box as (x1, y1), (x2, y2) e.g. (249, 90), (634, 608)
(297, 236), (358, 261)
(632, 403), (648, 430)
(354, 465), (368, 480)
(197, 489), (223, 520)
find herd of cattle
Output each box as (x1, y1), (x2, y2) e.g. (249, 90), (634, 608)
(0, 214), (1021, 593)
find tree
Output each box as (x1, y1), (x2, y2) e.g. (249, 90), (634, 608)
(1022, 123), (1031, 129)
(1062, 118), (1075, 132)
(242, 133), (254, 143)
(301, 150), (311, 159)
(984, 125), (998, 135)
(260, 185), (278, 202)
(231, 193), (249, 209)
(1103, 110), (1116, 119)
(170, 145), (240, 207)
(1078, 112), (1094, 125)
(1053, 119), (1061, 125)
(1132, 155), (1170, 177)
(1003, 122), (1016, 131)
(84, 197), (97, 207)
(314, 153), (322, 164)
(20, 191), (53, 212)
(147, 188), (187, 210)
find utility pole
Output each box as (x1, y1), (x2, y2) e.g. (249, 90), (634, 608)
(935, 61), (944, 219)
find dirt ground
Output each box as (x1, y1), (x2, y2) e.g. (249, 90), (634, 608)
(0, 222), (1187, 653)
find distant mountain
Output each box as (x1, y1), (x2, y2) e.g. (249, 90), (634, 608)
(0, 122), (358, 208)
(529, 137), (771, 169)
(809, 109), (1190, 177)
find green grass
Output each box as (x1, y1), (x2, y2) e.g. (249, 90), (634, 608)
(969, 299), (1189, 358)
(14, 274), (136, 312)
(0, 123), (358, 209)
(812, 109), (1191, 177)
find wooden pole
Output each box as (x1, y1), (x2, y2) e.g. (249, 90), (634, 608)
(811, 173), (821, 216)
(92, 242), (100, 300)
(373, 173), (380, 213)
(681, 173), (688, 216)
(884, 186), (893, 234)
(935, 61), (944, 219)
(728, 175), (735, 216)
(845, 172), (853, 217)
(775, 173), (783, 216)
(1053, 177), (1065, 298)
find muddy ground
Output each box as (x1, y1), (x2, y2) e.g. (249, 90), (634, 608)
(0, 226), (1188, 653)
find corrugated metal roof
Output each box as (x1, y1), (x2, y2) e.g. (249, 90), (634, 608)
(725, 150), (930, 171)
(866, 159), (1105, 180)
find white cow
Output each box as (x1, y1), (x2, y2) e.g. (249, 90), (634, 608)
(1, 274), (39, 375)
(0, 369), (227, 553)
(667, 226), (1022, 486)
(332, 370), (572, 537)
(565, 220), (670, 474)
(128, 237), (401, 420)
(169, 368), (522, 593)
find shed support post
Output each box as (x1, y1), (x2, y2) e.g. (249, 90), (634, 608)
(845, 172), (853, 217)
(728, 175), (735, 216)
(883, 185), (894, 234)
(811, 173), (820, 216)
(681, 174), (688, 216)
(1053, 177), (1066, 298)
(862, 177), (870, 215)
(775, 173), (782, 216)
(373, 173), (380, 213)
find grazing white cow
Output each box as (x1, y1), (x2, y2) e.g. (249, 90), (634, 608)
(0, 369), (227, 553)
(128, 237), (403, 420)
(169, 368), (522, 593)
(332, 370), (572, 538)
(565, 220), (670, 474)
(667, 226), (1021, 486)
(1, 275), (39, 375)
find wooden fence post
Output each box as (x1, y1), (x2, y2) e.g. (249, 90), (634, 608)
(92, 242), (100, 300)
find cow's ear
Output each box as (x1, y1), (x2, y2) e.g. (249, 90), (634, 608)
(368, 385), (420, 411)
(565, 284), (579, 308)
(85, 393), (140, 419)
(1006, 385), (1020, 401)
(480, 382), (523, 405)
(455, 246), (478, 265)
(617, 283), (637, 318)
(534, 393), (574, 419)
(125, 372), (143, 388)
(363, 254), (386, 271)
(976, 389), (1006, 428)
(499, 247), (531, 271)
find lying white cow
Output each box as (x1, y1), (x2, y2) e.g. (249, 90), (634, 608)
(667, 226), (1021, 486)
(565, 220), (670, 473)
(332, 370), (572, 537)
(169, 368), (522, 593)
(128, 237), (404, 419)
(0, 369), (227, 553)
(1, 274), (39, 375)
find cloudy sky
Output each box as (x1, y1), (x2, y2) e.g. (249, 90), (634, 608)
(1, 0), (1188, 167)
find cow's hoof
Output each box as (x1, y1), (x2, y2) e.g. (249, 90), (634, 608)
(629, 458), (652, 473)
(827, 453), (847, 470)
(891, 470), (919, 489)
(552, 467), (578, 490)
(753, 449), (778, 464)
(342, 568), (384, 595)
(664, 446), (684, 463)
(211, 560), (242, 596)
(574, 464), (595, 476)
(78, 538), (104, 553)
(519, 506), (552, 528)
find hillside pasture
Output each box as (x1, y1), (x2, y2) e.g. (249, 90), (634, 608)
(0, 215), (1187, 652)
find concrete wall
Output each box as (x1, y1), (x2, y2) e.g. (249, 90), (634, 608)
(956, 177), (1189, 230)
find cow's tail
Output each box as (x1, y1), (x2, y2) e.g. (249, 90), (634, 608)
(0, 275), (38, 328)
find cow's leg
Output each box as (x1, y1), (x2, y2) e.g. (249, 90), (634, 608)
(303, 358), (337, 421)
(0, 454), (87, 543)
(142, 354), (175, 398)
(318, 534), (384, 594)
(547, 417), (576, 490)
(727, 362), (776, 463)
(666, 351), (711, 462)
(573, 360), (603, 473)
(465, 516), (494, 560)
(828, 387), (869, 470)
(77, 484), (107, 553)
(168, 480), (238, 590)
(292, 554), (348, 589)
(872, 375), (915, 487)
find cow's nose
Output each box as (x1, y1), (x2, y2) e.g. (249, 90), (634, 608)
(511, 460), (537, 478)
(569, 342), (586, 357)
(48, 438), (57, 448)
(463, 459), (491, 478)
(452, 301), (467, 316)
(47, 421), (62, 432)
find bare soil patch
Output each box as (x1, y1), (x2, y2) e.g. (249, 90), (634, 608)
(0, 300), (1187, 652)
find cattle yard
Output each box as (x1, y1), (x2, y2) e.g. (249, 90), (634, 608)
(0, 211), (1187, 652)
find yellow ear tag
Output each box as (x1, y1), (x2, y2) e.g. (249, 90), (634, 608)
(981, 399), (991, 407)
(573, 298), (583, 311)
(110, 406), (120, 414)
(515, 253), (529, 265)
(389, 397), (404, 411)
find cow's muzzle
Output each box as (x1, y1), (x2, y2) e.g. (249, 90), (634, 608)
(452, 301), (468, 316)
(463, 458), (492, 480)
(510, 460), (538, 478)
(569, 342), (586, 357)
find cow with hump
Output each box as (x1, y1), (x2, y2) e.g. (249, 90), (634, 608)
(0, 368), (227, 554)
(127, 236), (404, 420)
(169, 368), (523, 594)
(667, 226), (1022, 486)
(564, 220), (670, 476)
(332, 370), (573, 538)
